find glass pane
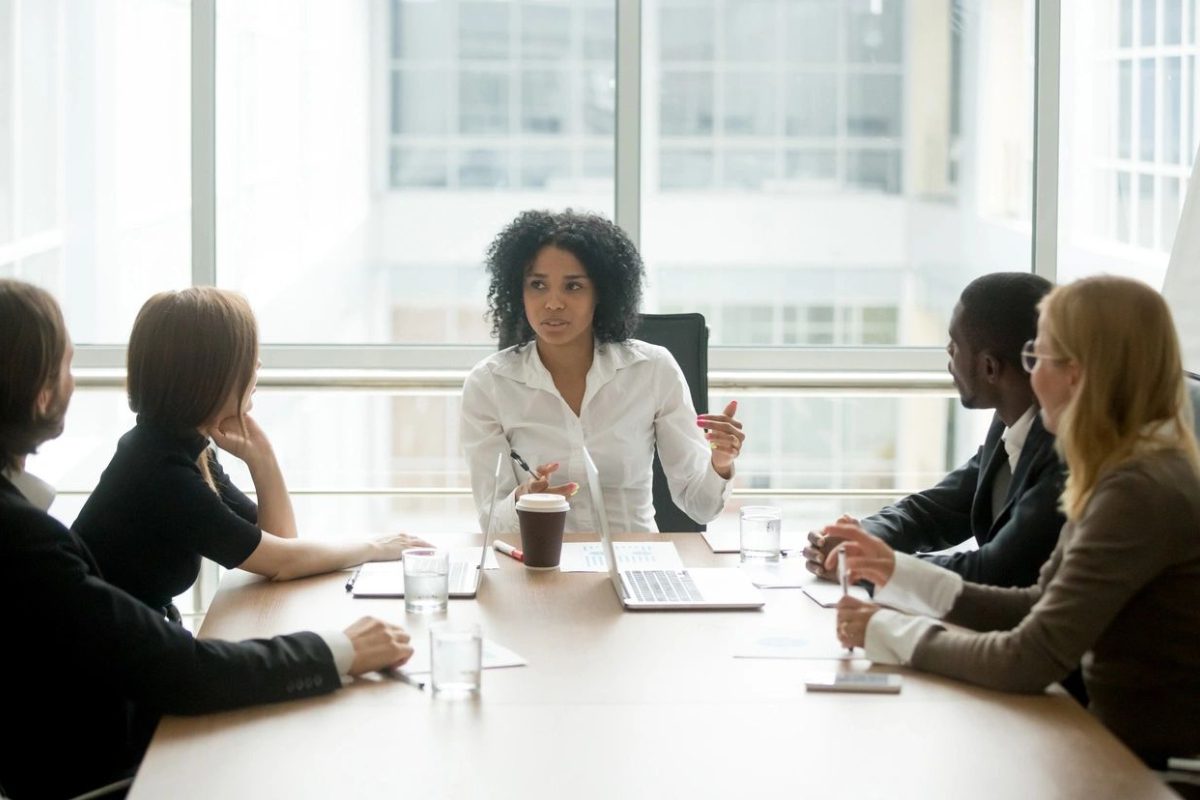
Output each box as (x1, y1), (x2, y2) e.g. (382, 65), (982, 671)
(660, 0), (714, 61)
(723, 0), (777, 62)
(1138, 173), (1155, 248)
(786, 0), (839, 63)
(221, 0), (615, 344)
(392, 0), (451, 59)
(520, 148), (572, 188)
(1060, 1), (1200, 285)
(785, 149), (837, 182)
(1165, 56), (1182, 164)
(1162, 175), (1182, 252)
(0, 1), (11, 245)
(660, 71), (714, 135)
(392, 70), (450, 134)
(460, 2), (511, 59)
(1119, 60), (1133, 159)
(846, 0), (903, 64)
(846, 74), (903, 137)
(521, 3), (570, 60)
(722, 150), (776, 190)
(1165, 0), (1183, 44)
(390, 147), (448, 188)
(1141, 0), (1157, 45)
(722, 72), (777, 135)
(659, 148), (714, 189)
(644, 0), (1032, 348)
(1140, 58), (1156, 161)
(846, 149), (901, 194)
(0, 0), (190, 344)
(522, 70), (569, 133)
(583, 6), (615, 59)
(460, 71), (511, 134)
(786, 73), (838, 136)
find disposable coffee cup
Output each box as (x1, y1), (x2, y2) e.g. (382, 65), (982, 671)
(515, 493), (569, 569)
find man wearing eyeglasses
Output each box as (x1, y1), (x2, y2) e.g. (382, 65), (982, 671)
(805, 272), (1065, 590)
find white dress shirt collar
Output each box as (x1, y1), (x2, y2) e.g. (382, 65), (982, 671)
(493, 341), (650, 406)
(2, 467), (56, 511)
(1001, 405), (1038, 473)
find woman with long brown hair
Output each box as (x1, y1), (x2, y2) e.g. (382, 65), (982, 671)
(827, 275), (1200, 766)
(73, 288), (426, 620)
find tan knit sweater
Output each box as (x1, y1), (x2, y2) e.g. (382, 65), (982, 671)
(912, 449), (1200, 762)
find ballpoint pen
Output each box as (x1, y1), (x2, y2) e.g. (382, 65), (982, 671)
(388, 669), (426, 691)
(509, 449), (538, 479)
(493, 540), (524, 563)
(345, 566), (362, 593)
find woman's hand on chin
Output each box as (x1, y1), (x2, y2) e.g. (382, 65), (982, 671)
(210, 413), (275, 468)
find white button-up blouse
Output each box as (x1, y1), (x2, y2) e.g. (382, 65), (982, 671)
(460, 339), (732, 534)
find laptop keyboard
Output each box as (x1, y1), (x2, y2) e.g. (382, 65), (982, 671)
(625, 570), (704, 603)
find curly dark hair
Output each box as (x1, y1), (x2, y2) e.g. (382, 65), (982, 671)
(485, 209), (644, 347)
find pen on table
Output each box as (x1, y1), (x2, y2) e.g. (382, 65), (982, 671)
(344, 566), (361, 593)
(388, 669), (426, 691)
(494, 540), (525, 563)
(837, 547), (853, 655)
(509, 449), (538, 479)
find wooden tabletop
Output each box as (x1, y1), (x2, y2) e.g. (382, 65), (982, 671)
(129, 534), (1173, 799)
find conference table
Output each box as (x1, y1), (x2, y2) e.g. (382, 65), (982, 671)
(128, 533), (1173, 799)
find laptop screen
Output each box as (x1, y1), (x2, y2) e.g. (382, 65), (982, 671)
(476, 451), (504, 570)
(581, 446), (621, 589)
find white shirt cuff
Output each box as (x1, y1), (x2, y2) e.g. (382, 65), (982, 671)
(318, 630), (356, 682)
(873, 552), (964, 618)
(864, 609), (943, 665)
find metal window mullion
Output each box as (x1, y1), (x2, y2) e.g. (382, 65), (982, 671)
(615, 0), (641, 245)
(1032, 0), (1062, 281)
(191, 0), (217, 287)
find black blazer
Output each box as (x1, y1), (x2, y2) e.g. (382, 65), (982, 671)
(0, 476), (339, 800)
(861, 412), (1066, 587)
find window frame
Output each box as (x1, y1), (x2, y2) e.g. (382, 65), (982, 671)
(60, 0), (1060, 375)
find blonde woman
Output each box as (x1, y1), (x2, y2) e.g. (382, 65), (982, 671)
(73, 288), (427, 620)
(828, 275), (1200, 766)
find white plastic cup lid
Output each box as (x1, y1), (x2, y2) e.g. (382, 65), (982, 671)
(516, 493), (570, 512)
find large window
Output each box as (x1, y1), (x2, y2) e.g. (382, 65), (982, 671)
(19, 0), (1157, 547)
(0, 0), (191, 343)
(1059, 0), (1200, 286)
(644, 0), (1036, 350)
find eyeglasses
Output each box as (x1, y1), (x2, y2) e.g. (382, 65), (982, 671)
(1020, 339), (1065, 373)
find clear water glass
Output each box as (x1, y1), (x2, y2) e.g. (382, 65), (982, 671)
(403, 548), (449, 613)
(739, 506), (782, 563)
(430, 622), (482, 697)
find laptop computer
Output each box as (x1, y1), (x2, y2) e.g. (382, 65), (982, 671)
(582, 446), (764, 611)
(351, 451), (502, 599)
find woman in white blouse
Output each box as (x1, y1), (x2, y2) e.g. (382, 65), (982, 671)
(461, 209), (746, 534)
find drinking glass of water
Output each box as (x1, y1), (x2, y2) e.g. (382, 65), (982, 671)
(739, 506), (782, 563)
(430, 622), (482, 697)
(403, 548), (449, 613)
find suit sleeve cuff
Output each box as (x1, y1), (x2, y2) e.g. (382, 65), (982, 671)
(873, 552), (964, 618)
(317, 630), (356, 681)
(864, 609), (942, 665)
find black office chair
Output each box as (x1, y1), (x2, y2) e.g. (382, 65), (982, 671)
(633, 313), (710, 533)
(495, 313), (712, 532)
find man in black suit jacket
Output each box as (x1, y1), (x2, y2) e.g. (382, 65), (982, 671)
(0, 280), (413, 800)
(805, 272), (1066, 588)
